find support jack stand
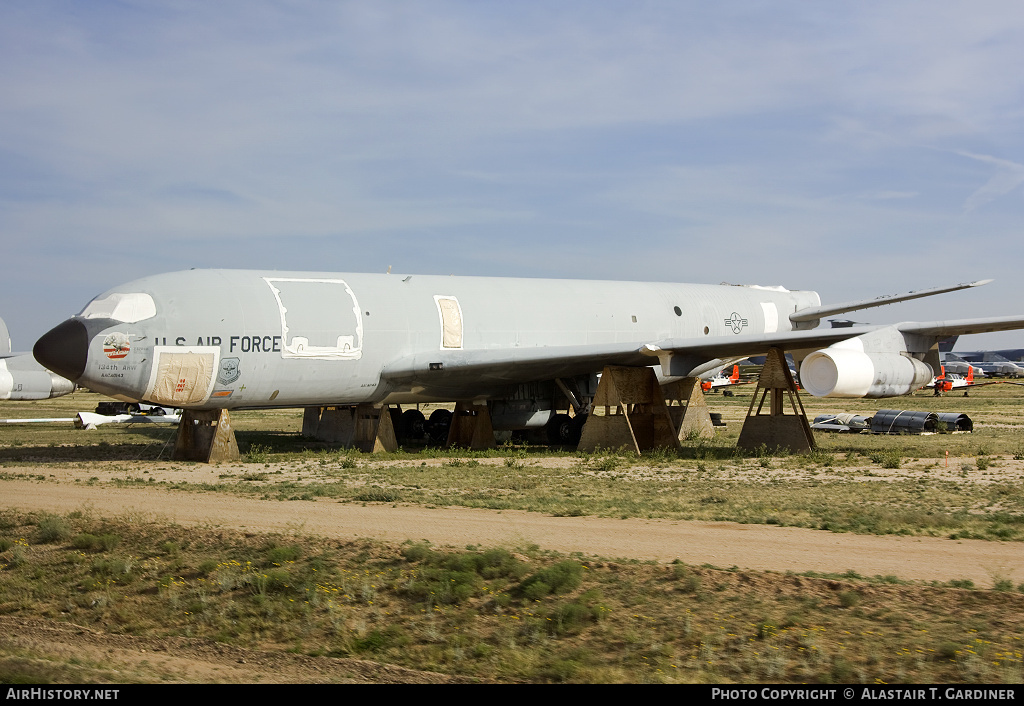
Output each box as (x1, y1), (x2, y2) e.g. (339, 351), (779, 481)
(736, 348), (815, 453)
(173, 409), (240, 462)
(662, 377), (716, 441)
(301, 404), (398, 452)
(446, 402), (496, 450)
(577, 366), (680, 454)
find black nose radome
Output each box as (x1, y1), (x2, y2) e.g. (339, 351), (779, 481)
(34, 319), (89, 382)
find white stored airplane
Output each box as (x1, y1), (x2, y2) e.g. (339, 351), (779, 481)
(700, 364), (745, 393)
(1, 316), (75, 400)
(927, 365), (976, 395)
(31, 272), (1024, 453)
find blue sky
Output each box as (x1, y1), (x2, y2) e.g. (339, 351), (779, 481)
(2, 1), (1023, 349)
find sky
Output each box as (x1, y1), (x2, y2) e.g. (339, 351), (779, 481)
(2, 1), (1024, 351)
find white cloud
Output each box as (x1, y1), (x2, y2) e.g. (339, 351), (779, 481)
(955, 150), (1024, 212)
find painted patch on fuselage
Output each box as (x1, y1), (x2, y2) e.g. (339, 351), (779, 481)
(144, 346), (220, 406)
(264, 278), (363, 360)
(434, 295), (464, 350)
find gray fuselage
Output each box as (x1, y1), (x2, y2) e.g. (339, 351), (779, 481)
(34, 270), (820, 409)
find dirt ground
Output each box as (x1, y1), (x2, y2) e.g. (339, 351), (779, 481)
(3, 460), (1022, 683)
(0, 615), (470, 683)
(4, 461), (1021, 585)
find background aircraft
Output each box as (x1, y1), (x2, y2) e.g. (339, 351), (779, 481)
(0, 317), (75, 400)
(938, 353), (984, 377)
(953, 352), (1024, 377)
(700, 365), (746, 393)
(927, 365), (975, 395)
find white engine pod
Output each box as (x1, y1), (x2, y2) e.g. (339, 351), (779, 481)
(801, 348), (875, 398)
(801, 348), (933, 398)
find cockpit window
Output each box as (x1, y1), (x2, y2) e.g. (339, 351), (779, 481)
(79, 292), (157, 323)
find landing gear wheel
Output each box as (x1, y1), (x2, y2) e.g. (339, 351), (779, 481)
(427, 409), (453, 445)
(400, 409), (426, 442)
(546, 413), (574, 446)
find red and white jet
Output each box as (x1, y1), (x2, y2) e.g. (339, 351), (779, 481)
(701, 365), (745, 392)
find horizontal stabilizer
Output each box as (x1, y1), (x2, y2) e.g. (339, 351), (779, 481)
(896, 315), (1024, 338)
(789, 279), (992, 323)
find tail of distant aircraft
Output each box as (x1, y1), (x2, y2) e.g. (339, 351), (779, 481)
(938, 336), (959, 353)
(0, 317), (10, 355)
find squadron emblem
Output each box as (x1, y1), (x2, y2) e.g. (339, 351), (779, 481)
(103, 332), (131, 359)
(218, 357), (241, 385)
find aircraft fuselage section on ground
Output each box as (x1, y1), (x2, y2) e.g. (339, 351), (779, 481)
(0, 316), (75, 400)
(34, 269), (821, 410)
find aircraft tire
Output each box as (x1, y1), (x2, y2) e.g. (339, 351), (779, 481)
(546, 413), (574, 446)
(400, 409), (426, 441)
(427, 409), (452, 445)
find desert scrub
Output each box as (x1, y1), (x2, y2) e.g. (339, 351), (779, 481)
(33, 513), (72, 544)
(518, 560), (584, 600)
(401, 544), (527, 603)
(245, 444), (270, 464)
(870, 450), (902, 469)
(3, 506), (1024, 683)
(71, 532), (121, 553)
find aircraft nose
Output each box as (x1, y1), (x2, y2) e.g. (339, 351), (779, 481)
(34, 319), (89, 383)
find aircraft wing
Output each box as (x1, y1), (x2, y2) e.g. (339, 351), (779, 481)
(381, 316), (1024, 396)
(380, 325), (873, 392)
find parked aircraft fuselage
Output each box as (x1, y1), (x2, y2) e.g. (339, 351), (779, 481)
(33, 270), (820, 410)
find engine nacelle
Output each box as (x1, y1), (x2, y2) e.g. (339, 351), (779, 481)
(801, 347), (933, 398)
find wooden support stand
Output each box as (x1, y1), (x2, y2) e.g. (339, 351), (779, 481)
(301, 406), (322, 437)
(300, 404), (398, 452)
(446, 402), (496, 450)
(173, 409), (240, 463)
(662, 377), (716, 441)
(736, 348), (815, 453)
(577, 366), (680, 455)
(352, 404), (398, 453)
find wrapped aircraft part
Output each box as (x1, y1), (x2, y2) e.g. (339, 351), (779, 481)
(870, 409), (937, 434)
(810, 413), (871, 432)
(936, 412), (973, 432)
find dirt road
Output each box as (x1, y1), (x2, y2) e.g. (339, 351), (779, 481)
(5, 478), (1020, 585)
